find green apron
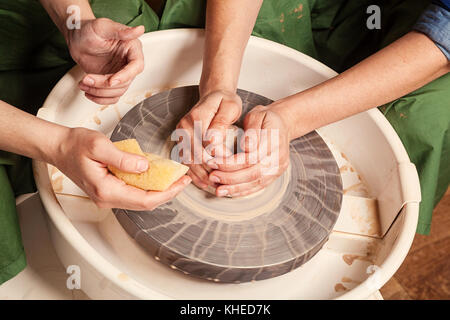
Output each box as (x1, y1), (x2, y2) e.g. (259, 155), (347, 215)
(0, 0), (448, 284)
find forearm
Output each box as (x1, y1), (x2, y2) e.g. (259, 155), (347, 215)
(273, 31), (450, 139)
(39, 0), (95, 39)
(0, 101), (69, 164)
(200, 0), (263, 97)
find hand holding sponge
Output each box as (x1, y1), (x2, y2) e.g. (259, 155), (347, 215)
(108, 139), (189, 191)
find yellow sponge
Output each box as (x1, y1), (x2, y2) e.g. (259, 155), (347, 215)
(108, 139), (189, 191)
(111, 138), (145, 156)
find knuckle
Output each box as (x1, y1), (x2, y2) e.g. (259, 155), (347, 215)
(116, 154), (127, 170)
(228, 185), (238, 194)
(223, 100), (242, 114)
(212, 114), (228, 126)
(92, 184), (108, 201)
(189, 108), (202, 120)
(244, 113), (257, 125)
(253, 105), (267, 112)
(88, 135), (105, 154)
(178, 118), (190, 129)
(219, 175), (232, 185)
(142, 199), (156, 210)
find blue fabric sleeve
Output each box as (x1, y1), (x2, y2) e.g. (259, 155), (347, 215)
(413, 3), (450, 60)
(433, 0), (450, 10)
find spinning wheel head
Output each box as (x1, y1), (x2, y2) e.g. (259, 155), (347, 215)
(111, 86), (343, 283)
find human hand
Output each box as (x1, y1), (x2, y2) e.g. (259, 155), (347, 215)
(51, 127), (191, 210)
(67, 18), (145, 105)
(206, 105), (291, 197)
(175, 90), (242, 190)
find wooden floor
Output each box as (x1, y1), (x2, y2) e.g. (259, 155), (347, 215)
(380, 188), (450, 300)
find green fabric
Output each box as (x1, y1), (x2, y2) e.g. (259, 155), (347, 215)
(0, 0), (448, 284)
(381, 73), (450, 234)
(0, 0), (159, 285)
(90, 0), (159, 32)
(0, 165), (26, 284)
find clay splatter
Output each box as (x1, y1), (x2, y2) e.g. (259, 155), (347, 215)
(334, 283), (348, 292)
(339, 164), (353, 173)
(113, 105), (122, 121)
(294, 4), (303, 13)
(50, 165), (59, 176)
(117, 273), (129, 281)
(51, 176), (64, 193)
(343, 182), (365, 194)
(342, 254), (372, 266)
(93, 115), (101, 125)
(341, 277), (361, 284)
(366, 240), (380, 257)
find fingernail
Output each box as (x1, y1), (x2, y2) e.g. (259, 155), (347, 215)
(110, 79), (120, 86)
(217, 189), (228, 197)
(83, 76), (95, 86)
(209, 175), (220, 183)
(137, 159), (148, 172)
(207, 160), (218, 169)
(184, 177), (192, 185)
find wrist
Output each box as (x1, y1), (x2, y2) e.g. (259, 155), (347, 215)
(199, 75), (237, 99)
(45, 2), (95, 42)
(64, 17), (95, 49)
(42, 124), (72, 166)
(268, 97), (315, 140)
(199, 60), (239, 98)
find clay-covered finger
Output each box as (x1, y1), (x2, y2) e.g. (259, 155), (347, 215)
(209, 163), (262, 185)
(206, 152), (257, 171)
(80, 74), (132, 89)
(189, 163), (212, 185)
(79, 84), (128, 98)
(95, 175), (190, 210)
(187, 170), (208, 190)
(215, 180), (258, 198)
(143, 176), (192, 208)
(84, 93), (120, 105)
(215, 175), (276, 198)
(240, 108), (267, 152)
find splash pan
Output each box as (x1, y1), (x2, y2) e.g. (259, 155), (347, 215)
(34, 29), (420, 299)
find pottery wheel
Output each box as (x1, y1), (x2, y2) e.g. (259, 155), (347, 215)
(110, 86), (343, 283)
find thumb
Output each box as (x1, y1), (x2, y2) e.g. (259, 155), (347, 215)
(115, 25), (145, 41)
(91, 140), (149, 173)
(208, 98), (242, 144)
(96, 19), (145, 41)
(241, 109), (266, 152)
